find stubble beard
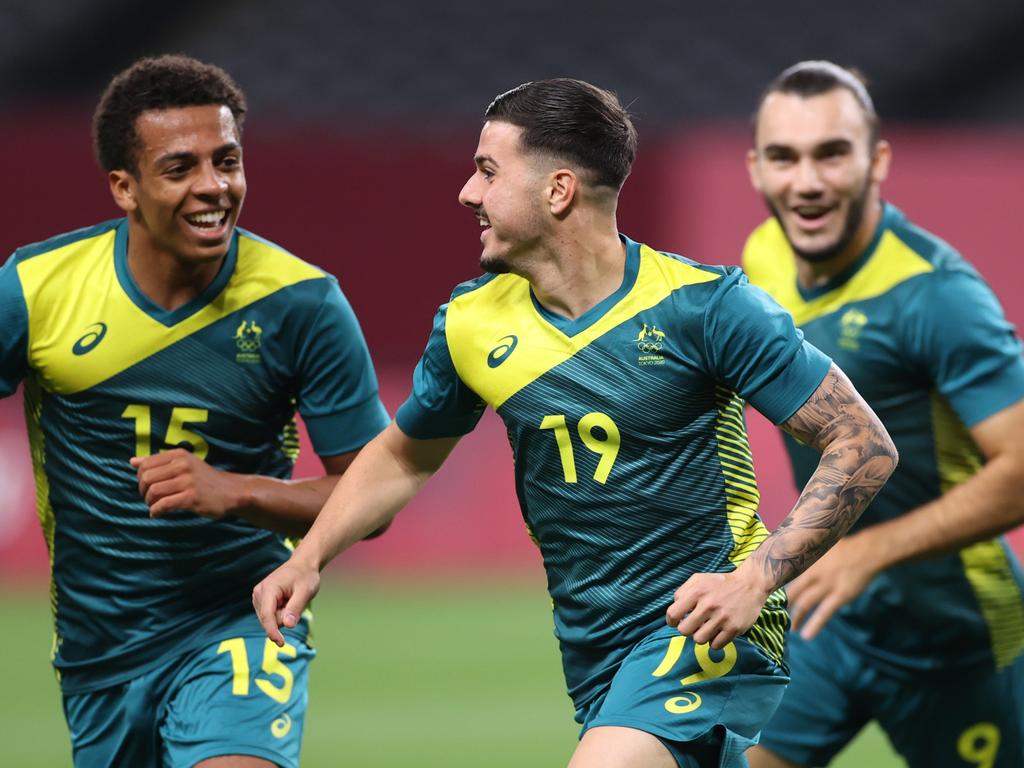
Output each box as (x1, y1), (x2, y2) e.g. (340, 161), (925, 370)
(768, 181), (871, 265)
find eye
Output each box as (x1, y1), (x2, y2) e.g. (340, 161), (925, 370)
(219, 154), (242, 169)
(481, 168), (495, 181)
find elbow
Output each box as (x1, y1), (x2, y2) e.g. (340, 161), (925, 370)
(877, 430), (899, 480)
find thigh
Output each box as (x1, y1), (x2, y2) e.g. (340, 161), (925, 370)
(570, 726), (680, 768)
(755, 628), (869, 767)
(161, 631), (315, 768)
(63, 675), (164, 768)
(879, 658), (1024, 768)
(582, 626), (787, 768)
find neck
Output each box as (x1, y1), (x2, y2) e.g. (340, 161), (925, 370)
(521, 214), (626, 320)
(795, 198), (884, 290)
(126, 229), (226, 312)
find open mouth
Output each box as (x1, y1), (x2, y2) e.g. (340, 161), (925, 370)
(791, 204), (836, 231)
(184, 209), (230, 232)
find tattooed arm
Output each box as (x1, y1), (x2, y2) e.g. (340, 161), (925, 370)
(666, 364), (897, 648)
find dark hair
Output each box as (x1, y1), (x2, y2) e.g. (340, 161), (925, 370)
(485, 78), (637, 190)
(92, 54), (247, 174)
(756, 60), (879, 146)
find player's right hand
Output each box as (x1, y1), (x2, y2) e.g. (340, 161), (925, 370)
(253, 557), (321, 647)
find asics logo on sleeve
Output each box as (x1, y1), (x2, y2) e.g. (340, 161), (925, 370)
(487, 335), (518, 368)
(72, 323), (108, 356)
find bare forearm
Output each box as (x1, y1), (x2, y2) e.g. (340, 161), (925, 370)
(231, 474), (342, 538)
(292, 424), (455, 571)
(859, 452), (1024, 567)
(742, 365), (898, 591)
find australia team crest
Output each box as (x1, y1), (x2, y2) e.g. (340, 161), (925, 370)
(234, 319), (263, 364)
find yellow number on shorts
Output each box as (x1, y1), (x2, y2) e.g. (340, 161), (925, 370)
(681, 641), (737, 686)
(540, 412), (620, 484)
(217, 636), (297, 703)
(256, 638), (297, 704)
(217, 637), (251, 695)
(651, 635), (738, 715)
(958, 723), (1000, 768)
(651, 635), (738, 682)
(122, 404), (209, 459)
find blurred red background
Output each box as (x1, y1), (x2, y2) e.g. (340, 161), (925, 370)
(3, 116), (1022, 579)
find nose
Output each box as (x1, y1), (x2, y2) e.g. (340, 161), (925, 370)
(458, 173), (480, 209)
(193, 161), (229, 198)
(793, 157), (824, 197)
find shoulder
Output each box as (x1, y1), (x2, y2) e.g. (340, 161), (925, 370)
(10, 219), (122, 264)
(232, 228), (338, 307)
(7, 219), (122, 274)
(741, 217), (793, 288)
(445, 272), (525, 320)
(880, 206), (986, 300)
(235, 227), (329, 281)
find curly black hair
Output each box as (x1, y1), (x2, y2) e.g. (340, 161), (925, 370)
(92, 54), (247, 174)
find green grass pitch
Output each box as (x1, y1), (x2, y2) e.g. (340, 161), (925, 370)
(1, 577), (901, 766)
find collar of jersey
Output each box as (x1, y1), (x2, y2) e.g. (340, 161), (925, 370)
(795, 202), (899, 302)
(113, 218), (238, 327)
(528, 234), (641, 337)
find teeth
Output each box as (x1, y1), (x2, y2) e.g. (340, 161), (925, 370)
(186, 210), (226, 226)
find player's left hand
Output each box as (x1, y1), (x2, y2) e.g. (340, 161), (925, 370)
(131, 448), (242, 519)
(666, 570), (770, 649)
(786, 532), (882, 640)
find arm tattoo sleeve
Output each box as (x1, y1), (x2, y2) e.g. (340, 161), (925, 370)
(750, 364), (898, 588)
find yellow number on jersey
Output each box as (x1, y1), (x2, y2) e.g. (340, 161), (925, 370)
(540, 411), (621, 484)
(122, 404), (209, 459)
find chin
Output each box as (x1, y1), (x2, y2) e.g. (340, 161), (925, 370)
(480, 254), (511, 275)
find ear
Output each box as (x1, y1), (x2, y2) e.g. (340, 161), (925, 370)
(870, 139), (892, 185)
(108, 169), (138, 213)
(547, 168), (577, 216)
(745, 148), (762, 192)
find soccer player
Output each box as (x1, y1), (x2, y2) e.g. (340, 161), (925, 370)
(0, 55), (390, 767)
(253, 79), (897, 768)
(743, 61), (1024, 768)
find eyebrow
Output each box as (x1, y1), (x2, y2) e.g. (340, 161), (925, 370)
(153, 142), (241, 166)
(474, 153), (498, 167)
(762, 138), (853, 155)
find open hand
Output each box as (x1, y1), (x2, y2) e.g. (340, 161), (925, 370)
(787, 532), (881, 639)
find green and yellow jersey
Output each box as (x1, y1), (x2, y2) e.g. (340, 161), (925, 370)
(396, 235), (830, 707)
(744, 203), (1024, 673)
(0, 218), (390, 693)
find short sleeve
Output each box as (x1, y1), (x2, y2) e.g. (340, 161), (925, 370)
(295, 279), (390, 456)
(903, 270), (1024, 427)
(0, 253), (29, 397)
(704, 270), (831, 424)
(395, 303), (486, 439)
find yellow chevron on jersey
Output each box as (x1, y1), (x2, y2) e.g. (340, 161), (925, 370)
(17, 231), (325, 395)
(742, 218), (934, 325)
(445, 244), (720, 409)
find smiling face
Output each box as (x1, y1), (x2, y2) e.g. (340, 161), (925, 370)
(110, 104), (246, 265)
(457, 120), (552, 274)
(748, 88), (890, 265)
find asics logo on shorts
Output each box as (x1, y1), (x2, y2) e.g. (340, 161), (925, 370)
(72, 322), (108, 355)
(271, 713), (292, 738)
(487, 335), (518, 368)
